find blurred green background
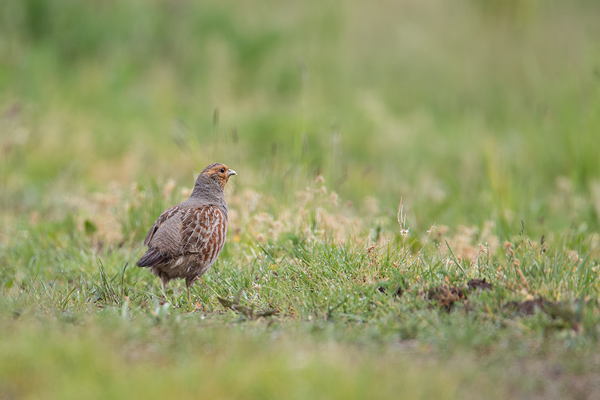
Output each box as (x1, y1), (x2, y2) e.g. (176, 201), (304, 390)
(1, 0), (600, 236)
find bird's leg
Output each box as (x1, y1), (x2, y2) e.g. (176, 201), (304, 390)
(160, 274), (169, 297)
(185, 276), (198, 304)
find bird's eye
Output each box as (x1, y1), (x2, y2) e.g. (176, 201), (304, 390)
(220, 168), (225, 173)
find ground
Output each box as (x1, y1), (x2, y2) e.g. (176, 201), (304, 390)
(1, 1), (600, 398)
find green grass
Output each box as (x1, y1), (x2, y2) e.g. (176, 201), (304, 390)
(1, 0), (600, 398)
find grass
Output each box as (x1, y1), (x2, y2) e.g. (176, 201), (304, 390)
(1, 0), (600, 398)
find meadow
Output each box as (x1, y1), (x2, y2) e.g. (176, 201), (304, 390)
(1, 0), (600, 398)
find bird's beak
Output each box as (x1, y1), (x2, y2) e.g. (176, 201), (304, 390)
(228, 169), (237, 176)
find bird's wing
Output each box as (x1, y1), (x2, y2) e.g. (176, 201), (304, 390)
(180, 206), (227, 257)
(137, 205), (183, 268)
(143, 205), (182, 246)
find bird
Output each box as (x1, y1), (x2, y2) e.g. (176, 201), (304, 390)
(136, 163), (236, 300)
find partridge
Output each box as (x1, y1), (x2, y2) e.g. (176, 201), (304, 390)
(136, 163), (236, 298)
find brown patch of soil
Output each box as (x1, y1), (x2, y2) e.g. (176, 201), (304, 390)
(467, 278), (493, 291)
(504, 298), (580, 331)
(505, 298), (548, 316)
(426, 278), (492, 311)
(427, 285), (466, 311)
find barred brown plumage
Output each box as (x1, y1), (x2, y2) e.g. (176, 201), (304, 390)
(136, 163), (236, 300)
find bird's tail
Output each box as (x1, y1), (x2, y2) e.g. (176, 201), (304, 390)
(136, 249), (164, 268)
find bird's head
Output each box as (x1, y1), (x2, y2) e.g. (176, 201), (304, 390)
(200, 163), (237, 189)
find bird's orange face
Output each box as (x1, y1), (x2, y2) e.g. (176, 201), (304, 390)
(201, 163), (237, 189)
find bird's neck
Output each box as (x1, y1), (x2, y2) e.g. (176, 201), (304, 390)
(190, 175), (227, 210)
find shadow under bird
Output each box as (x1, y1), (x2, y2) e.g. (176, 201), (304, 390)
(136, 163), (236, 300)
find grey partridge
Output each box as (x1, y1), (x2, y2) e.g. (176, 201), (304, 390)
(136, 163), (236, 298)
